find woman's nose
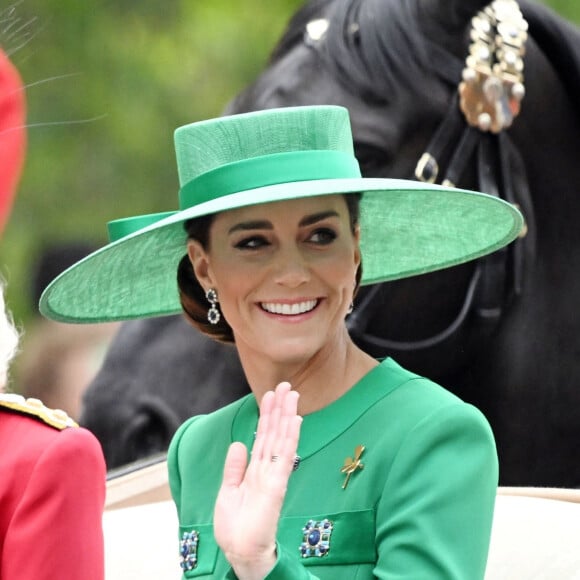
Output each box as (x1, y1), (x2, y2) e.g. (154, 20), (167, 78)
(273, 246), (310, 287)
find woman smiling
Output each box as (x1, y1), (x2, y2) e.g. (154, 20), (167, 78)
(40, 105), (523, 579)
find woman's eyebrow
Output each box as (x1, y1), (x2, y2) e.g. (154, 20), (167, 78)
(299, 210), (339, 227)
(228, 220), (272, 234)
(227, 210), (339, 234)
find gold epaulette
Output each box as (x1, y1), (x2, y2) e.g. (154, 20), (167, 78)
(0, 393), (78, 430)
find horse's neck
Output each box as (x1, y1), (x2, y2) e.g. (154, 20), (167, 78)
(510, 39), (580, 243)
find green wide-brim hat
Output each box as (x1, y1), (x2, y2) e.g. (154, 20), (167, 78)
(40, 105), (524, 323)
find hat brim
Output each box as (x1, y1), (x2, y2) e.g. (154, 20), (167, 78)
(39, 177), (523, 323)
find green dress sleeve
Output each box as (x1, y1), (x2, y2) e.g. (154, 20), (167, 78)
(167, 415), (200, 517)
(373, 402), (498, 579)
(223, 542), (321, 580)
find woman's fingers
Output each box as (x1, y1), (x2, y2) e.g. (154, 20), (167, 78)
(251, 390), (274, 460)
(221, 441), (249, 488)
(253, 382), (301, 473)
(280, 413), (302, 466)
(272, 387), (301, 465)
(214, 383), (302, 576)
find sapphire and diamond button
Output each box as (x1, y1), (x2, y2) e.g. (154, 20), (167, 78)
(179, 530), (199, 571)
(299, 519), (333, 558)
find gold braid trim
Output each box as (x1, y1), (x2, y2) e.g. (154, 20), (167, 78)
(0, 393), (78, 430)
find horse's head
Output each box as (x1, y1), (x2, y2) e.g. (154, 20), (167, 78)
(228, 0), (492, 181)
(225, 0), (518, 378)
(226, 0), (580, 387)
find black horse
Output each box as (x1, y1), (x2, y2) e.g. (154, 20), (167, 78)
(84, 0), (580, 487)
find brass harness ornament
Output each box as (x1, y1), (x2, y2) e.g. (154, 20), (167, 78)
(458, 0), (528, 133)
(415, 0), (528, 185)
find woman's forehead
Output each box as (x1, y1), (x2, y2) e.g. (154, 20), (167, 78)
(214, 194), (348, 226)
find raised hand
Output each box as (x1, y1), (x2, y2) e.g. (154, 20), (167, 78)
(214, 382), (302, 580)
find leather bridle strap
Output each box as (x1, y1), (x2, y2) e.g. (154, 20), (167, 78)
(350, 86), (530, 358)
(347, 264), (483, 352)
(414, 93), (464, 184)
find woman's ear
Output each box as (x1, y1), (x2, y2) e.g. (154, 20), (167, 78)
(353, 225), (362, 269)
(187, 240), (214, 291)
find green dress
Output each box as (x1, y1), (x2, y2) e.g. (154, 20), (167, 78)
(168, 358), (498, 579)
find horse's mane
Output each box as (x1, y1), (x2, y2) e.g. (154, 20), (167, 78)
(267, 0), (432, 103)
(268, 0), (335, 62)
(239, 0), (580, 119)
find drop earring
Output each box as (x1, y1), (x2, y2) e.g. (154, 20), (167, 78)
(347, 279), (355, 315)
(206, 288), (220, 324)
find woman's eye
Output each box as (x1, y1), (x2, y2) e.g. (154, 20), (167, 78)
(234, 236), (268, 250)
(309, 228), (337, 244)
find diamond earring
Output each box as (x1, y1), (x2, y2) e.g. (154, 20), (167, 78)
(206, 288), (220, 325)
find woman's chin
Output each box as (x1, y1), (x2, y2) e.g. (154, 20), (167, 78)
(261, 338), (322, 366)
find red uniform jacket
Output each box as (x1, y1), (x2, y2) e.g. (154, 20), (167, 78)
(0, 395), (106, 579)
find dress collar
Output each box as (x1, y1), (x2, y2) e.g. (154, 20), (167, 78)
(231, 358), (413, 459)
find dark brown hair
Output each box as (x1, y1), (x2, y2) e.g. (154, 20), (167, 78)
(177, 194), (363, 343)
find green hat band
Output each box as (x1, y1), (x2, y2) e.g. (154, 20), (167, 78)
(107, 211), (177, 242)
(178, 150), (361, 209)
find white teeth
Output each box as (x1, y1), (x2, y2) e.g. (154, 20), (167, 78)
(261, 300), (318, 315)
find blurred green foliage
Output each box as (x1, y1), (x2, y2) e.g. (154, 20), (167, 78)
(1, 0), (579, 327)
(0, 0), (303, 324)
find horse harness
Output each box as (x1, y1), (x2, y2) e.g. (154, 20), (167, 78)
(348, 0), (532, 360)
